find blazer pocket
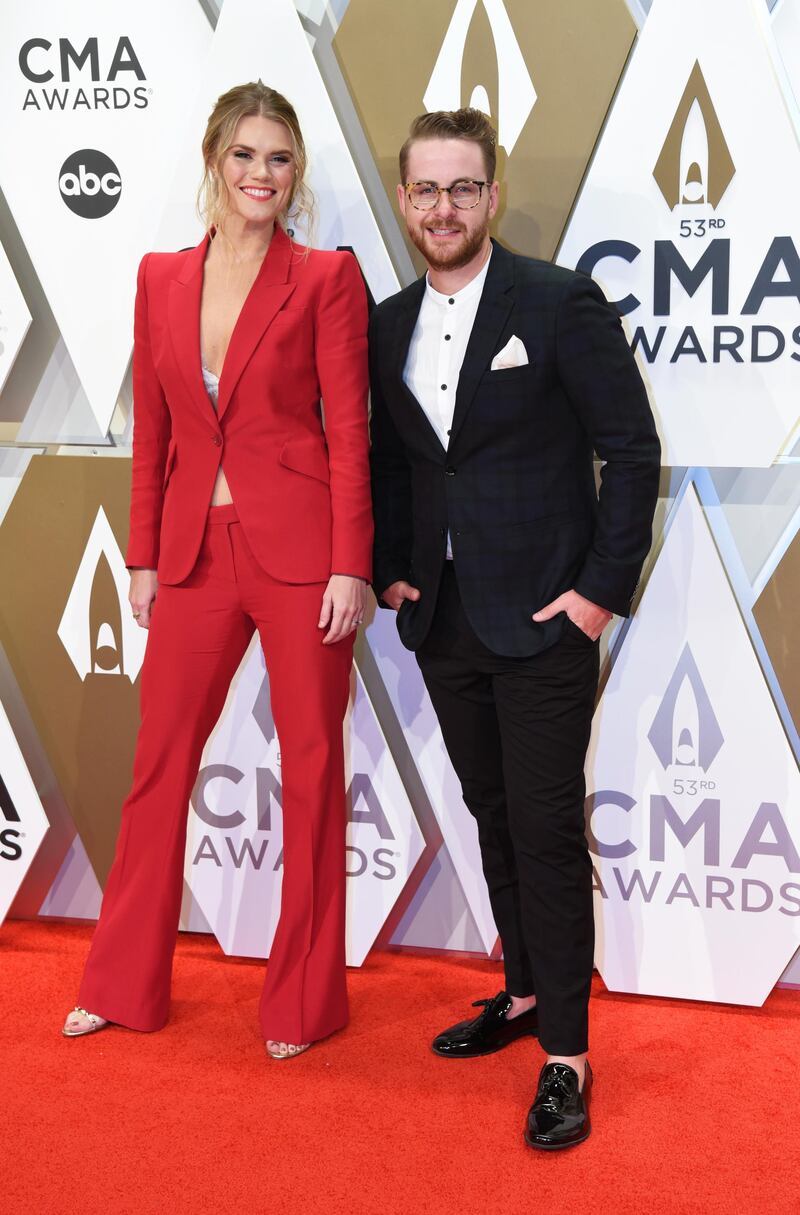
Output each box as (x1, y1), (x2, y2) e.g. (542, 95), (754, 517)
(487, 363), (532, 383)
(279, 435), (330, 484)
(397, 596), (418, 621)
(271, 306), (309, 325)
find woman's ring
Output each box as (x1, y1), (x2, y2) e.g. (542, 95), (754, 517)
(132, 611), (141, 619)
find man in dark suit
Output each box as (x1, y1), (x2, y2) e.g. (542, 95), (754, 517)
(369, 108), (660, 1150)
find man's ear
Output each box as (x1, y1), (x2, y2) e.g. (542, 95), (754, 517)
(488, 180), (500, 219)
(396, 182), (407, 216)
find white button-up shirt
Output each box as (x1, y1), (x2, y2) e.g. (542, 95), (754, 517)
(404, 251), (491, 449)
(404, 251), (491, 558)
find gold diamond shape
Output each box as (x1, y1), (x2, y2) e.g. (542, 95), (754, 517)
(333, 0), (635, 266)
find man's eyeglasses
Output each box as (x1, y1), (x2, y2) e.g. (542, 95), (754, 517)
(405, 180), (487, 211)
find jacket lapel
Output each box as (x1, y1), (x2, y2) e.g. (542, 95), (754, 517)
(168, 235), (216, 426)
(388, 276), (447, 456)
(448, 240), (515, 449)
(216, 225), (297, 420)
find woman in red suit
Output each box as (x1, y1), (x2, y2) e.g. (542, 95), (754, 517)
(62, 82), (372, 1059)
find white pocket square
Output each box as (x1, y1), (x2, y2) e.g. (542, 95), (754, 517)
(490, 335), (529, 370)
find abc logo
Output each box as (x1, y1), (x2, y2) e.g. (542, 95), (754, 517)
(58, 149), (121, 218)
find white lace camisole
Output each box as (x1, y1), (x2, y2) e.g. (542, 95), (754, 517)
(201, 359), (220, 409)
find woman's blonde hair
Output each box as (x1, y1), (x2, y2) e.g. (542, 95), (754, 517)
(197, 80), (314, 240)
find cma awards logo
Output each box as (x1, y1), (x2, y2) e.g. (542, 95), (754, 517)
(19, 36), (149, 112)
(647, 644), (724, 774)
(574, 58), (800, 367)
(0, 774), (23, 863)
(57, 507), (146, 683)
(587, 644), (800, 916)
(423, 0), (536, 155)
(190, 674), (399, 881)
(652, 62), (735, 212)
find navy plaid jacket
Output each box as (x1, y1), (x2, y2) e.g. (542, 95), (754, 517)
(369, 240), (661, 657)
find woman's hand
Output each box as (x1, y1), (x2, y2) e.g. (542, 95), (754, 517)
(319, 574), (367, 645)
(129, 569), (159, 630)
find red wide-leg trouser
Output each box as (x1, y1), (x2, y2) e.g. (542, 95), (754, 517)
(78, 506), (354, 1043)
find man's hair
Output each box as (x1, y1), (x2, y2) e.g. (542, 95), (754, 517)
(399, 108), (497, 184)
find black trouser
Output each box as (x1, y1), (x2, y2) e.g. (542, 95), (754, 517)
(416, 563), (598, 1055)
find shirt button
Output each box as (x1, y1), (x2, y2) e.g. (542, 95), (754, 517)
(441, 384), (447, 390)
(448, 298), (455, 305)
(445, 466), (456, 476)
(444, 334), (451, 341)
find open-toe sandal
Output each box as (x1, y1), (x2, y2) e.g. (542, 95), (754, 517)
(266, 1040), (311, 1060)
(62, 1006), (109, 1038)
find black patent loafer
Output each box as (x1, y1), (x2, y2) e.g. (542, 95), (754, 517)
(524, 1061), (592, 1150)
(431, 991), (538, 1059)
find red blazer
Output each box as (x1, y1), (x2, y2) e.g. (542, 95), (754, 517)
(126, 226), (373, 585)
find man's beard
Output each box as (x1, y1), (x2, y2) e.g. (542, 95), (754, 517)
(407, 215), (489, 272)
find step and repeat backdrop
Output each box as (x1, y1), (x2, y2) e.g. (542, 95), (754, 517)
(0, 0), (799, 1004)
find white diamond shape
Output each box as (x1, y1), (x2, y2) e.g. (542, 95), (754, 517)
(587, 484), (800, 1004)
(364, 609), (499, 955)
(423, 0), (536, 156)
(184, 639), (425, 967)
(38, 833), (102, 921)
(558, 0), (800, 467)
(773, 0), (800, 120)
(57, 506), (147, 684)
(156, 0), (399, 305)
(0, 700), (49, 925)
(0, 238), (31, 395)
(0, 1), (212, 434)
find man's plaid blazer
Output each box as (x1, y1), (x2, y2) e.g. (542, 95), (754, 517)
(369, 239), (661, 658)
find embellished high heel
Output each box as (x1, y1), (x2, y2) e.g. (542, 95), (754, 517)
(62, 1006), (109, 1038)
(266, 1040), (311, 1060)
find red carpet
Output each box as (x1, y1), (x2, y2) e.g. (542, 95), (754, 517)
(3, 920), (799, 1215)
